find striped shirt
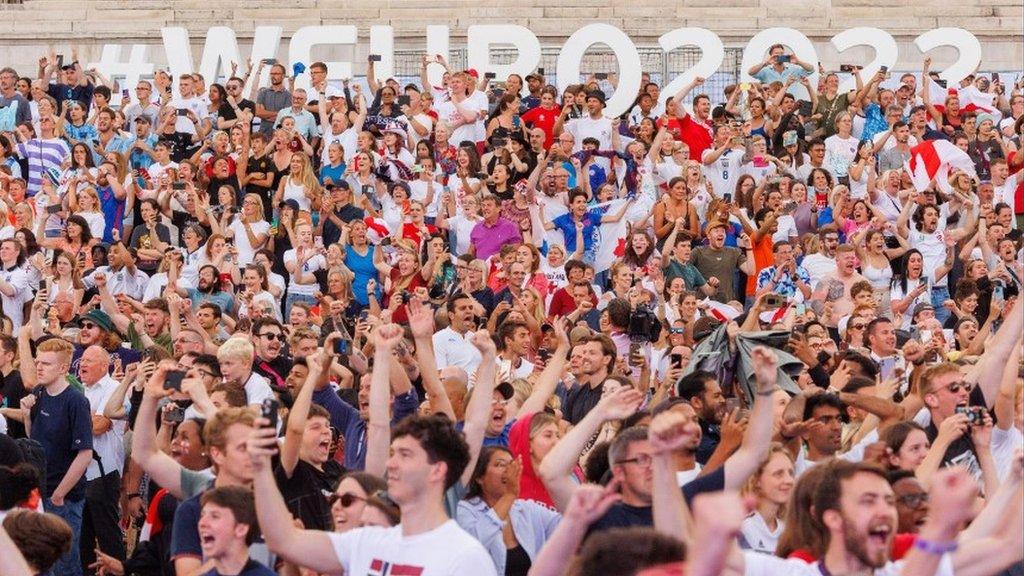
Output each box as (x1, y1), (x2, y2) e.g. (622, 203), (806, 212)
(17, 138), (70, 196)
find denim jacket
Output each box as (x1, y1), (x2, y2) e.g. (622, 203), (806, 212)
(456, 497), (560, 575)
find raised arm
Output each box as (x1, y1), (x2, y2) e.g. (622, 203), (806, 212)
(538, 386), (644, 511)
(406, 299), (455, 419)
(721, 346), (778, 490)
(516, 322), (570, 417)
(130, 362), (188, 498)
(247, 407), (342, 574)
(458, 330), (499, 487)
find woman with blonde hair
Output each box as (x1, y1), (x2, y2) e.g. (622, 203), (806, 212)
(275, 152), (322, 214)
(740, 443), (795, 555)
(374, 239), (426, 324)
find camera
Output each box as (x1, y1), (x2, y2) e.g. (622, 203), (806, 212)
(261, 398), (280, 429)
(165, 403), (185, 424)
(763, 294), (785, 308)
(954, 406), (986, 426)
(627, 304), (662, 343)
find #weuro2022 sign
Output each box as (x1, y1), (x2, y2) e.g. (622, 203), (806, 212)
(91, 24), (982, 117)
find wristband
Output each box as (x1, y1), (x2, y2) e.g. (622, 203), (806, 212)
(913, 538), (958, 555)
(756, 389), (774, 397)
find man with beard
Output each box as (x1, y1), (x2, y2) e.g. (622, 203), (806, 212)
(95, 273), (172, 351)
(676, 371), (728, 465)
(92, 107), (132, 164)
(274, 345), (343, 531)
(173, 264), (235, 317)
(786, 391), (884, 478)
(68, 308), (142, 377)
(250, 318), (292, 392)
(691, 221), (753, 304)
(563, 333), (616, 425)
(811, 244), (869, 328)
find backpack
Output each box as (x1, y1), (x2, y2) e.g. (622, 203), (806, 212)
(15, 437), (46, 488)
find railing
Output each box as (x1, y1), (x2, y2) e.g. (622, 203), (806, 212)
(388, 46), (746, 105)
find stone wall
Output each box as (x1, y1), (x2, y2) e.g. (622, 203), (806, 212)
(0, 0), (1020, 73)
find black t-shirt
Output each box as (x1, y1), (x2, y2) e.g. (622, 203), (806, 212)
(252, 356), (293, 392)
(245, 155), (276, 220)
(0, 369), (25, 438)
(564, 381), (604, 425)
(273, 458), (345, 531)
(218, 99), (257, 122)
(202, 559), (276, 576)
(585, 466), (726, 538)
(923, 386), (987, 480)
(321, 204), (366, 248)
(28, 384), (94, 500)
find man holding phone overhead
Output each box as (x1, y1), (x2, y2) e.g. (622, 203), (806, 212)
(747, 43), (814, 86)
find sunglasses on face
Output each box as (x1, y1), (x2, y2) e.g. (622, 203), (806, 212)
(81, 321), (98, 330)
(942, 381), (974, 394)
(260, 333), (287, 342)
(669, 328), (686, 334)
(897, 493), (929, 508)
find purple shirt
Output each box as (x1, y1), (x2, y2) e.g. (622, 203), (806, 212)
(470, 217), (522, 260)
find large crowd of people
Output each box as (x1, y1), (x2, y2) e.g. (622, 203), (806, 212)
(0, 41), (1021, 576)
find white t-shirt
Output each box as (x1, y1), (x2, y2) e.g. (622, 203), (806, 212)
(702, 148), (744, 200)
(328, 519), (497, 576)
(742, 159), (777, 184)
(907, 229), (948, 287)
(244, 372), (274, 407)
(435, 92), (488, 145)
(872, 131), (919, 151)
(0, 266), (29, 330)
(994, 178), (1019, 228)
(449, 213), (480, 256)
(83, 375), (128, 479)
(432, 327), (483, 375)
(566, 115), (614, 172)
(321, 127), (359, 165)
(400, 112), (434, 148)
(227, 218), (271, 266)
(741, 549), (954, 576)
(169, 95), (205, 134)
(740, 511), (784, 556)
(824, 134), (858, 178)
(283, 249), (326, 296)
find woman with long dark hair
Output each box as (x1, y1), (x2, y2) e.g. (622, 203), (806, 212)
(458, 446), (560, 576)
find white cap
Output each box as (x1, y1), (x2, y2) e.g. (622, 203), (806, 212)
(324, 85), (344, 100)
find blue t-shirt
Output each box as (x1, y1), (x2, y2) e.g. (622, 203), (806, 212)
(319, 163), (346, 186)
(312, 387), (420, 471)
(29, 383), (94, 500)
(64, 122), (97, 143)
(552, 208), (604, 262)
(171, 488), (274, 567)
(186, 288), (236, 317)
(344, 244), (379, 307)
(97, 184), (124, 243)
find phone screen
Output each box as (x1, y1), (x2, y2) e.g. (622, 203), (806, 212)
(163, 370), (186, 391)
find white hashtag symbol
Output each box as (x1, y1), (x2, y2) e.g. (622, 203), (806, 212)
(89, 44), (155, 106)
